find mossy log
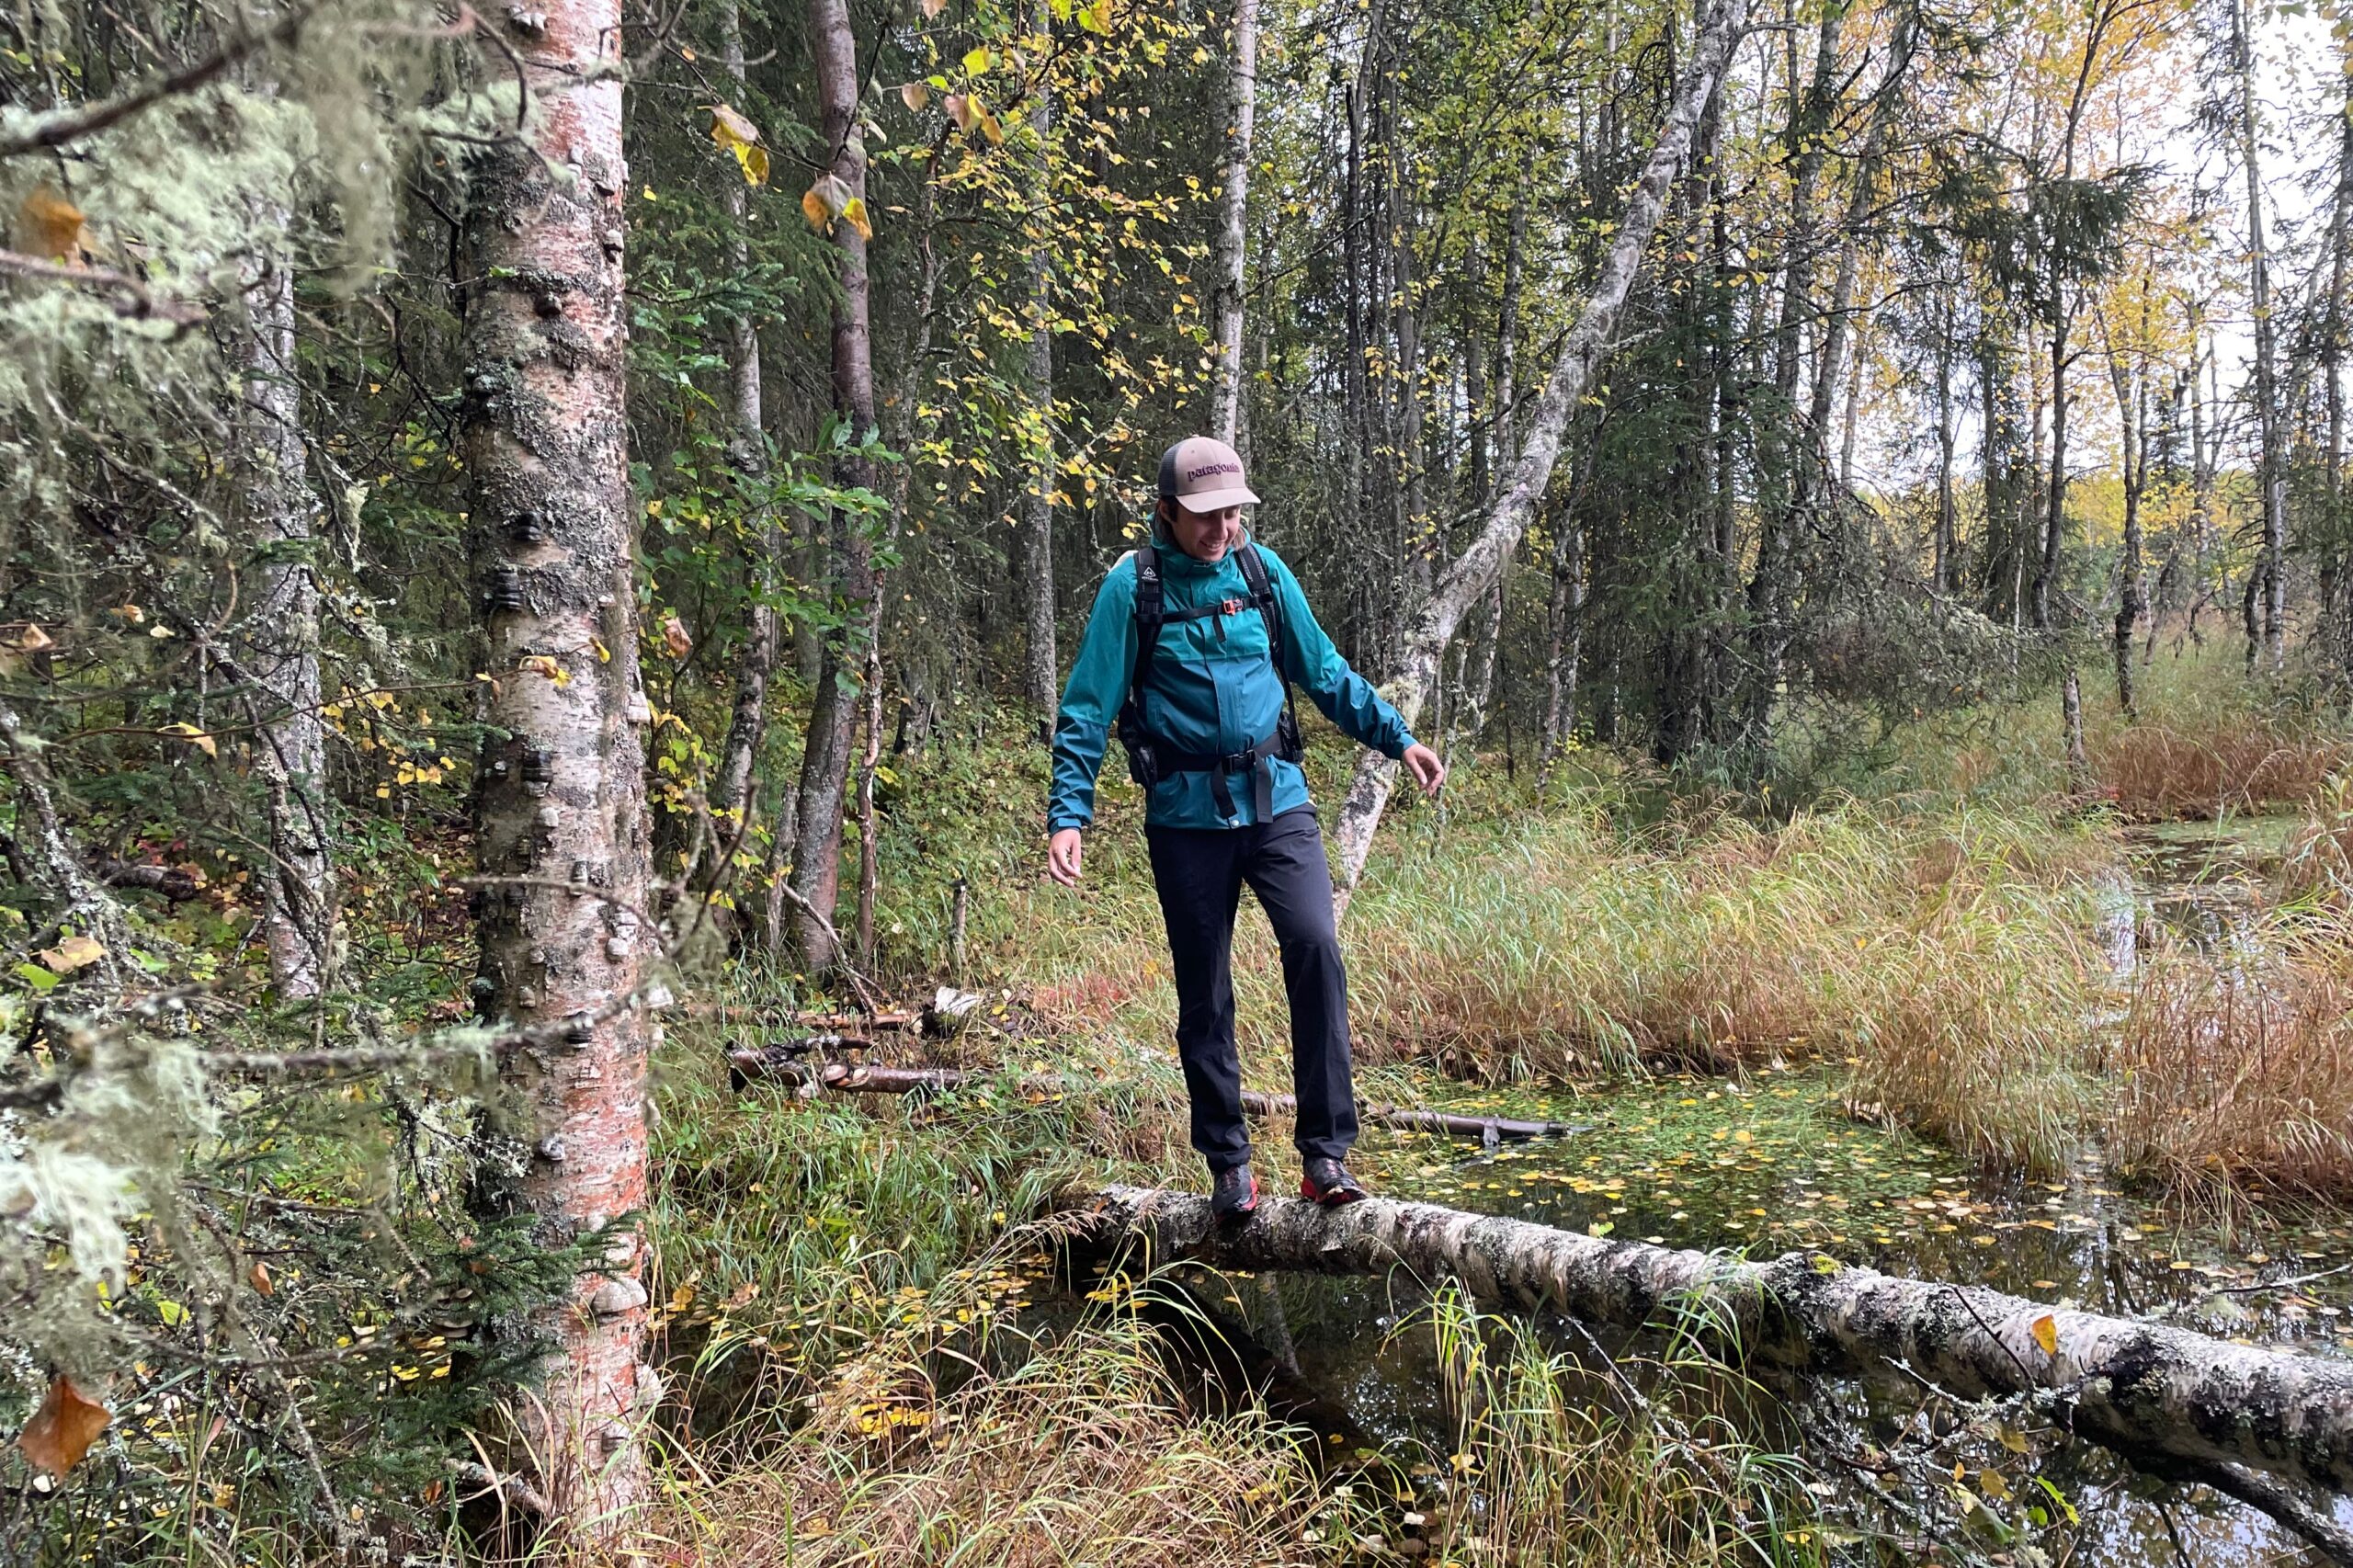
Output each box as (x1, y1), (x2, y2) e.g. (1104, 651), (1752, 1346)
(725, 1052), (1587, 1145)
(1056, 1185), (2353, 1506)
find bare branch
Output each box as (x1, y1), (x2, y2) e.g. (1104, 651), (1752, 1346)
(0, 5), (319, 161)
(0, 250), (208, 327)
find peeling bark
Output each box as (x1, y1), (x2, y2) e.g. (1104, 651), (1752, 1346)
(1329, 0), (1747, 907)
(458, 0), (655, 1530)
(1060, 1186), (2353, 1501)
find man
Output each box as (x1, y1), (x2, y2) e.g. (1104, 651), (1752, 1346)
(1046, 436), (1446, 1216)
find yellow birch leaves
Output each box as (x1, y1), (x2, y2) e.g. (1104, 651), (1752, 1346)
(707, 103), (769, 187)
(801, 175), (873, 242)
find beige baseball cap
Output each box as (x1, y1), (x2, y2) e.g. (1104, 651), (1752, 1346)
(1157, 436), (1260, 512)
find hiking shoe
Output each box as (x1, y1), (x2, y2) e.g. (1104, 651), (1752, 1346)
(1211, 1162), (1260, 1219)
(1300, 1157), (1369, 1206)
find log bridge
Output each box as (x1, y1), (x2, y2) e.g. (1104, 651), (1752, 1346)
(729, 1044), (2353, 1557)
(1056, 1185), (2353, 1562)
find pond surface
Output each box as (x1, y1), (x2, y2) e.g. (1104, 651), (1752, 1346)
(1198, 824), (2353, 1565)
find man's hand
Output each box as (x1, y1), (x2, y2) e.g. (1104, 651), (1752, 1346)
(1048, 827), (1086, 886)
(1402, 743), (1446, 799)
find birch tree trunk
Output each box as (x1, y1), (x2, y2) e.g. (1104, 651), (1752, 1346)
(1020, 6), (1057, 720)
(711, 0), (778, 830)
(239, 210), (331, 999)
(1330, 0), (1748, 907)
(787, 0), (882, 973)
(1063, 1187), (2353, 1506)
(459, 0), (656, 1528)
(1208, 0), (1257, 446)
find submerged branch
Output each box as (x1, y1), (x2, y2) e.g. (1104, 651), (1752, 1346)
(726, 1053), (1590, 1145)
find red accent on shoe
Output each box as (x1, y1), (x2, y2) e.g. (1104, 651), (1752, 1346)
(1301, 1176), (1368, 1207)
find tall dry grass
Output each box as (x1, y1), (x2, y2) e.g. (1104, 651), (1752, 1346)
(2101, 940), (2353, 1210)
(1331, 807), (2107, 1174)
(2089, 717), (2345, 820)
(641, 1322), (1328, 1567)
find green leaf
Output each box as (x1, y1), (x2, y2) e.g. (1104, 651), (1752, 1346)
(15, 963), (60, 993)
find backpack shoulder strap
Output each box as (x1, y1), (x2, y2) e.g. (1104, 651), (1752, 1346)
(1123, 542), (1164, 718)
(1233, 542), (1288, 679)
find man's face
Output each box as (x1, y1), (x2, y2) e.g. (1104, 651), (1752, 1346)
(1166, 502), (1244, 562)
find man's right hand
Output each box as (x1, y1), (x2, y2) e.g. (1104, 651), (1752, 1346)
(1048, 827), (1086, 886)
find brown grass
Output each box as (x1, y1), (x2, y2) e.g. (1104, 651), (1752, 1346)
(2100, 945), (2353, 1209)
(637, 1323), (1327, 1567)
(2089, 718), (2345, 821)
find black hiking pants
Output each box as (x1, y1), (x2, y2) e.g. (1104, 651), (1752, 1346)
(1145, 807), (1358, 1173)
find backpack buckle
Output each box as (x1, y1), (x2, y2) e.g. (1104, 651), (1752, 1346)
(1219, 597), (1245, 617)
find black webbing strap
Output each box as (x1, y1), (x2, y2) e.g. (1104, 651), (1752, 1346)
(1119, 537), (1296, 820)
(1157, 734), (1281, 819)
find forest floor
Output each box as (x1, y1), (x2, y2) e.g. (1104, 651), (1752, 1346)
(634, 652), (2353, 1567)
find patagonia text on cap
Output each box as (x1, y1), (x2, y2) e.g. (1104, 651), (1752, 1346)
(1157, 436), (1260, 513)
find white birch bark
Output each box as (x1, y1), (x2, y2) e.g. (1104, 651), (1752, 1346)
(238, 209), (332, 999)
(459, 0), (656, 1528)
(1209, 0), (1259, 445)
(1065, 1186), (2353, 1504)
(1330, 0), (1749, 908)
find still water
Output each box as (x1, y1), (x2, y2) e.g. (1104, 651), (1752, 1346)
(1191, 825), (2353, 1564)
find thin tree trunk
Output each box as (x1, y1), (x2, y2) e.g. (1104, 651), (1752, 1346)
(239, 205), (330, 999)
(2102, 293), (2150, 716)
(1020, 13), (1056, 721)
(1330, 0), (1749, 907)
(1208, 0), (1257, 445)
(1063, 1186), (2353, 1512)
(1934, 296), (1959, 597)
(788, 0), (882, 975)
(2063, 664), (2087, 782)
(1496, 200), (1526, 470)
(459, 0), (654, 1526)
(1741, 3), (1846, 753)
(2233, 0), (2287, 674)
(2036, 305), (2072, 633)
(1538, 506), (1584, 778)
(712, 0), (777, 831)
(2327, 58), (2353, 688)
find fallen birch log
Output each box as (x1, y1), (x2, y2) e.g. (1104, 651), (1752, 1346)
(1055, 1185), (2353, 1513)
(724, 1053), (1588, 1145)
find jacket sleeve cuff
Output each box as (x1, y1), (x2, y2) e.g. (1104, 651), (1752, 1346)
(1047, 811), (1090, 833)
(1386, 733), (1415, 762)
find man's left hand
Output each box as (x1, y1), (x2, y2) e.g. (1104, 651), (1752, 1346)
(1402, 743), (1446, 798)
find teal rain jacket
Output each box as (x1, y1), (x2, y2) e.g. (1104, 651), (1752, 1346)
(1048, 534), (1415, 832)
